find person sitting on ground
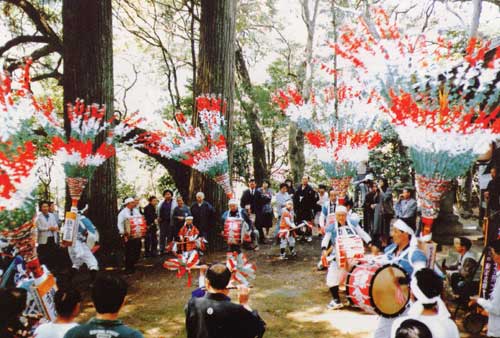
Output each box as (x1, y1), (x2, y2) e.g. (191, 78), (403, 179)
(34, 288), (81, 338)
(442, 236), (477, 296)
(394, 319), (433, 338)
(185, 263), (266, 338)
(64, 273), (143, 338)
(390, 268), (459, 338)
(469, 239), (500, 338)
(0, 288), (29, 338)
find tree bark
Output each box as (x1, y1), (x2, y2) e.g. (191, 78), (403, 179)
(63, 0), (120, 253)
(235, 43), (268, 185)
(190, 0), (236, 215)
(288, 0), (320, 183)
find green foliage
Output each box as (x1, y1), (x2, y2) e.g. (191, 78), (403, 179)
(158, 174), (176, 195)
(368, 123), (413, 191)
(0, 198), (36, 231)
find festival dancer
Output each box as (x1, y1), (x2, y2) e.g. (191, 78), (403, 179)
(278, 200), (297, 260)
(67, 208), (99, 282)
(222, 199), (258, 254)
(321, 205), (371, 309)
(373, 219), (427, 338)
(178, 216), (205, 255)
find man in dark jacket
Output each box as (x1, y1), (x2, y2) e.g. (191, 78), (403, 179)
(191, 192), (216, 239)
(173, 196), (191, 237)
(240, 179), (262, 242)
(185, 263), (266, 338)
(144, 196), (159, 257)
(293, 175), (318, 242)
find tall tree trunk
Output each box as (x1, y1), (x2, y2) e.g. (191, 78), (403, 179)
(289, 0), (320, 183)
(235, 43), (268, 185)
(63, 0), (120, 253)
(190, 0), (236, 216)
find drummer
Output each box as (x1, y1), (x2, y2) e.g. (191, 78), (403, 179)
(373, 219), (427, 338)
(221, 199), (258, 254)
(321, 205), (371, 310)
(319, 189), (338, 233)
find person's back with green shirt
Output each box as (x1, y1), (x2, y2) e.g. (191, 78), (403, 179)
(64, 273), (144, 338)
(65, 318), (143, 338)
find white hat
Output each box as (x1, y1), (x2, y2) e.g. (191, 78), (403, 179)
(335, 205), (348, 214)
(185, 216), (194, 220)
(228, 199), (238, 205)
(123, 197), (135, 205)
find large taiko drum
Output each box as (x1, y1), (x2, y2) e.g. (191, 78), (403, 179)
(346, 263), (410, 318)
(335, 227), (364, 269)
(224, 217), (243, 245)
(126, 216), (147, 239)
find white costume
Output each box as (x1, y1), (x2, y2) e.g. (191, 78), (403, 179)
(390, 271), (458, 338)
(322, 210), (371, 288)
(67, 215), (99, 271)
(373, 220), (428, 338)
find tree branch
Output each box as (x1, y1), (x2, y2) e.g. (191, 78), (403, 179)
(0, 35), (51, 56)
(3, 0), (62, 52)
(6, 44), (58, 72)
(31, 70), (62, 82)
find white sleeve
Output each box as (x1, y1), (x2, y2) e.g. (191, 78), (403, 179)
(321, 232), (331, 249)
(117, 211), (125, 235)
(353, 225), (371, 244)
(478, 282), (500, 316)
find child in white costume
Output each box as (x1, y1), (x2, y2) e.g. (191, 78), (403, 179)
(278, 200), (297, 260)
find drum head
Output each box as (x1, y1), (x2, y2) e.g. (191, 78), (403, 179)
(370, 264), (410, 318)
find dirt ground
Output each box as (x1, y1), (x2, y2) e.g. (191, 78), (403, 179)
(75, 236), (485, 338)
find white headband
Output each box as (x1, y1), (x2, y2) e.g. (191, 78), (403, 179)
(393, 219), (414, 236)
(409, 278), (450, 318)
(335, 205), (347, 214)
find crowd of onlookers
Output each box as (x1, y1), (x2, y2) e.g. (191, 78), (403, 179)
(1, 273), (143, 338)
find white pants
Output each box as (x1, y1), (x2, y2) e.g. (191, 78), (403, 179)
(326, 258), (341, 287)
(68, 240), (99, 270)
(279, 236), (295, 249)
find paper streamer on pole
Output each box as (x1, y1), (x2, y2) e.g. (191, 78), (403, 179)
(214, 172), (233, 198)
(331, 176), (352, 205)
(226, 252), (256, 286)
(163, 251), (200, 287)
(66, 177), (88, 207)
(415, 174), (452, 236)
(1, 220), (42, 277)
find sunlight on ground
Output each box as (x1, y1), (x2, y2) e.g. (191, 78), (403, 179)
(288, 306), (378, 338)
